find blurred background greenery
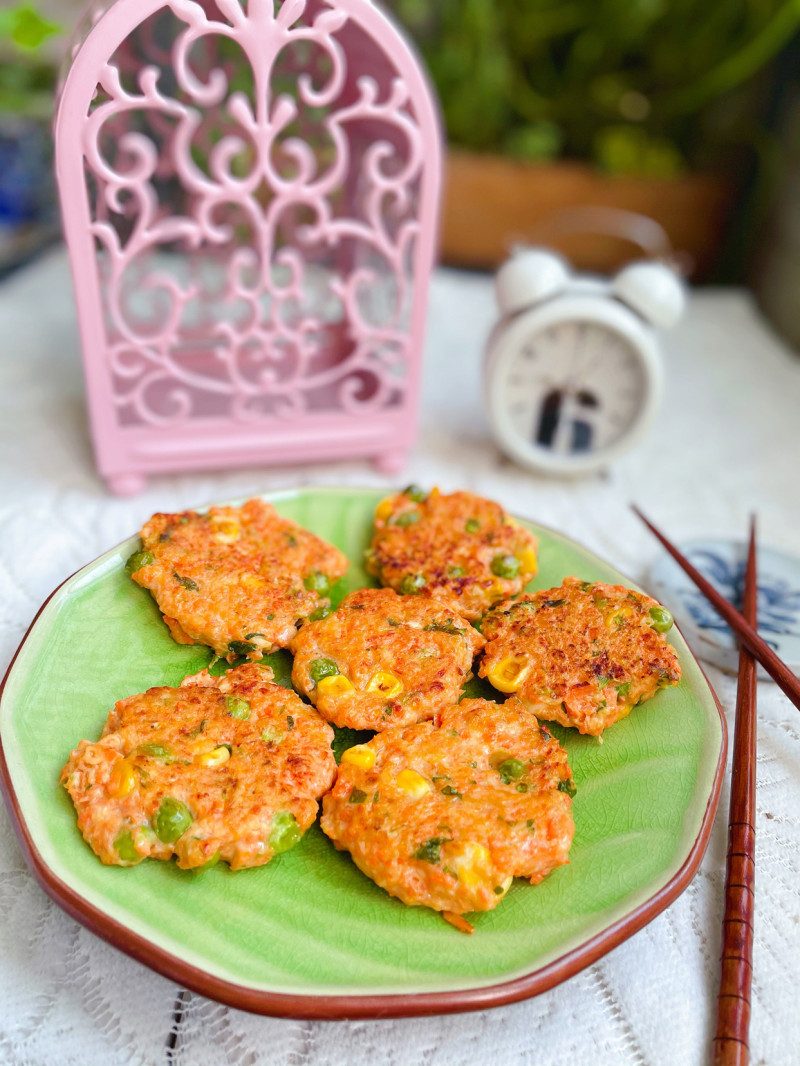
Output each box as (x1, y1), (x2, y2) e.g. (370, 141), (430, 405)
(388, 0), (800, 179)
(3, 0), (800, 340)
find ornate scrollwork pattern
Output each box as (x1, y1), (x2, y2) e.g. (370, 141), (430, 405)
(82, 0), (428, 426)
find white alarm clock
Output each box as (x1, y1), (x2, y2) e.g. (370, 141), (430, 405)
(484, 249), (686, 475)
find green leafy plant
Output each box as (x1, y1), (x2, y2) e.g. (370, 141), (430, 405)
(389, 0), (800, 177)
(0, 3), (62, 118)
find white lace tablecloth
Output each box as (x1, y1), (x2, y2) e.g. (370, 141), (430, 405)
(1, 249), (799, 1066)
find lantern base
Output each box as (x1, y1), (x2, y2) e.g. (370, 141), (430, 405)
(373, 450), (408, 476)
(107, 472), (148, 496)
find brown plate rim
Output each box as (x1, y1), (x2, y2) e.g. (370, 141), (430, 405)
(0, 514), (728, 1021)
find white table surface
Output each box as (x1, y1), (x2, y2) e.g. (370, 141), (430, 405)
(1, 249), (799, 1066)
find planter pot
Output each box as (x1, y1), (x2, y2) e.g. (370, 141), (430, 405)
(440, 149), (735, 279)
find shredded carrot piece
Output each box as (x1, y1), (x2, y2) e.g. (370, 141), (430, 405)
(442, 911), (474, 935)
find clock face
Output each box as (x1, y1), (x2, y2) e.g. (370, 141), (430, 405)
(501, 319), (648, 457)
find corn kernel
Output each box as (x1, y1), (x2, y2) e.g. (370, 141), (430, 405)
(197, 745), (231, 768)
(605, 605), (634, 629)
(453, 842), (491, 887)
(516, 547), (537, 578)
(109, 759), (135, 798)
(396, 769), (431, 798)
(366, 671), (403, 698)
(374, 497), (395, 523)
(341, 744), (376, 770)
(212, 517), (240, 544)
(486, 656), (530, 693)
(241, 573), (266, 589)
(316, 674), (354, 698)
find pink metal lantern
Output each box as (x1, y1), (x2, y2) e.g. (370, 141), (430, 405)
(56, 0), (442, 494)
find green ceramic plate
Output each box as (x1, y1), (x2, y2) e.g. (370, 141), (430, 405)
(0, 487), (725, 1018)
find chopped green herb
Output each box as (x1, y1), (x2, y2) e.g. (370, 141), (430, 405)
(543, 598), (566, 608)
(413, 836), (450, 863)
(307, 605), (332, 622)
(403, 484), (427, 502)
(558, 778), (577, 797)
(228, 640), (256, 656)
(493, 885), (505, 895)
(245, 632), (266, 641)
(173, 572), (199, 591)
(423, 620), (464, 635)
(348, 788), (368, 804)
(286, 715), (294, 730)
(597, 676), (611, 689)
(135, 743), (173, 762)
(616, 681), (631, 699)
(440, 785), (462, 798)
(447, 565), (465, 578)
(526, 819), (536, 832)
(372, 791), (380, 803)
(386, 617), (400, 627)
(465, 518), (480, 533)
(188, 719), (207, 738)
(261, 726), (284, 745)
(283, 532), (298, 548)
(579, 581), (594, 591)
(391, 511), (420, 527)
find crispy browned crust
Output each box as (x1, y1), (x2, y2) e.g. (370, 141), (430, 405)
(479, 577), (682, 736)
(131, 498), (348, 659)
(366, 489), (538, 620)
(290, 587), (484, 730)
(61, 665), (336, 871)
(321, 697), (575, 915)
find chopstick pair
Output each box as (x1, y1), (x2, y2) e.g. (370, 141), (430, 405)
(633, 507), (800, 714)
(634, 508), (762, 1066)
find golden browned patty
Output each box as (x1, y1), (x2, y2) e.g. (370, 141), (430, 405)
(479, 576), (682, 736)
(60, 664), (336, 870)
(128, 498), (348, 660)
(290, 587), (484, 731)
(321, 697), (575, 916)
(365, 487), (538, 620)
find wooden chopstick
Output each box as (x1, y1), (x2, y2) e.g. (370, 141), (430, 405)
(712, 518), (758, 1066)
(632, 506), (800, 713)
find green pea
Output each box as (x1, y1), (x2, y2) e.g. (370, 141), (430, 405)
(309, 658), (339, 683)
(307, 604), (332, 622)
(493, 885), (505, 895)
(114, 829), (145, 864)
(497, 758), (526, 781)
(125, 550), (154, 575)
(303, 571), (331, 594)
(516, 783), (529, 793)
(225, 696), (251, 720)
(648, 605), (673, 633)
(403, 484), (427, 502)
(269, 811), (302, 854)
(391, 511), (420, 528)
(491, 554), (521, 580)
(153, 797), (193, 843)
(228, 640), (256, 656)
(465, 518), (480, 533)
(399, 573), (426, 594)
